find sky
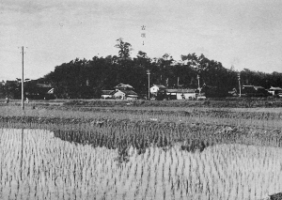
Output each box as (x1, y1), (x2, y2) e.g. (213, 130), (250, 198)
(1, 0), (282, 81)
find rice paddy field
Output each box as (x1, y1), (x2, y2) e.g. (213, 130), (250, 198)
(0, 100), (282, 200)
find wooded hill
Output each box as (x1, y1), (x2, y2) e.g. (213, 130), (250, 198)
(3, 38), (282, 99)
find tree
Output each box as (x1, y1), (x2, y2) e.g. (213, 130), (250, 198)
(40, 39), (282, 99)
(114, 38), (133, 61)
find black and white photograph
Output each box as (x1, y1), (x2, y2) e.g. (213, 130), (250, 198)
(1, 0), (282, 199)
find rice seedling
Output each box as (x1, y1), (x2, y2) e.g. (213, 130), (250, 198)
(1, 103), (282, 199)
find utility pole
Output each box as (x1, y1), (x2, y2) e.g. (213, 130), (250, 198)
(21, 46), (25, 110)
(177, 77), (179, 88)
(147, 70), (150, 100)
(237, 72), (241, 97)
(197, 75), (201, 92)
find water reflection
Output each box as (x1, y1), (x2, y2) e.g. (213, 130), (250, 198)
(53, 129), (170, 164)
(20, 128), (24, 181)
(1, 128), (282, 200)
(53, 129), (212, 164)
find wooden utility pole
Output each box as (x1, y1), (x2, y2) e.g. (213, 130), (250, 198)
(237, 72), (241, 97)
(197, 75), (201, 92)
(177, 77), (179, 88)
(147, 70), (150, 100)
(21, 46), (24, 110)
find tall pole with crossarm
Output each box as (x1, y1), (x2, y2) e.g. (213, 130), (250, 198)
(21, 46), (25, 110)
(237, 72), (241, 97)
(197, 75), (201, 92)
(147, 70), (150, 100)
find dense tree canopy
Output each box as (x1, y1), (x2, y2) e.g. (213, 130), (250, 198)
(18, 39), (282, 99)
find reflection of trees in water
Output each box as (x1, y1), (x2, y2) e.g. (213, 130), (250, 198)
(180, 139), (208, 153)
(53, 126), (214, 165)
(54, 129), (171, 164)
(53, 124), (281, 164)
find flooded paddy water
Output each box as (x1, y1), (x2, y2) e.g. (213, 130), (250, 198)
(1, 128), (282, 200)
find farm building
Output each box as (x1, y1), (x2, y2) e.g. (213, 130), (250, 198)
(241, 85), (270, 97)
(112, 89), (138, 100)
(267, 86), (282, 96)
(166, 89), (197, 100)
(150, 84), (166, 97)
(101, 90), (115, 99)
(101, 83), (138, 100)
(114, 83), (134, 90)
(24, 79), (55, 100)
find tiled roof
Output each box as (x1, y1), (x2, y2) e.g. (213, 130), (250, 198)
(243, 85), (265, 90)
(153, 84), (166, 89)
(269, 86), (282, 90)
(114, 89), (138, 96)
(101, 90), (115, 95)
(166, 88), (197, 93)
(253, 86), (265, 89)
(242, 85), (254, 88)
(123, 90), (138, 96)
(114, 83), (134, 90)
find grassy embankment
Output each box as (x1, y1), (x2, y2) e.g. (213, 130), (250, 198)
(0, 98), (282, 131)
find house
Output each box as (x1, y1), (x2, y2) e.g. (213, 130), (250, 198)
(114, 83), (134, 90)
(23, 79), (55, 100)
(150, 84), (167, 100)
(112, 89), (138, 100)
(101, 83), (138, 100)
(241, 85), (269, 97)
(166, 88), (198, 100)
(150, 84), (166, 96)
(101, 90), (115, 99)
(267, 86), (282, 96)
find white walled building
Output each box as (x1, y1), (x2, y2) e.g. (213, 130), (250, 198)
(150, 84), (166, 95)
